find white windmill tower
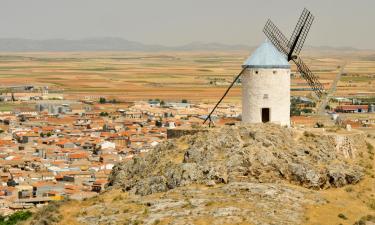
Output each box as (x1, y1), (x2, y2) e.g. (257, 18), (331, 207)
(203, 8), (324, 127)
(241, 40), (291, 126)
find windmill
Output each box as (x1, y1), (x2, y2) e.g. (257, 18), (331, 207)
(203, 8), (324, 126)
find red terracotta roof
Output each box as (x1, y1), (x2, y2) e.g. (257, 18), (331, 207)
(68, 152), (88, 159)
(336, 105), (368, 111)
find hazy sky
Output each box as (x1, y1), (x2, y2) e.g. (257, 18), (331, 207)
(1, 0), (374, 49)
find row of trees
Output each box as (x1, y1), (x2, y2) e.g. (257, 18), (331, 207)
(99, 97), (119, 104)
(148, 99), (188, 105)
(290, 98), (315, 116)
(290, 107), (313, 116)
(99, 97), (189, 105)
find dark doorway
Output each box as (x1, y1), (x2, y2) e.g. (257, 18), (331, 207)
(261, 108), (270, 123)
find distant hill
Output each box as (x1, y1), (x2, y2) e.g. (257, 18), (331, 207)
(0, 37), (367, 52)
(304, 45), (360, 52)
(172, 41), (251, 51)
(0, 38), (251, 52)
(0, 38), (163, 52)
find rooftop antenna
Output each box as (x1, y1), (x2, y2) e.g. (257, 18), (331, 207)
(203, 8), (324, 125)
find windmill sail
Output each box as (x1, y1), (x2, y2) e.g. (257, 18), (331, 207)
(288, 8), (314, 56)
(293, 57), (324, 98)
(263, 20), (290, 56)
(263, 8), (324, 98)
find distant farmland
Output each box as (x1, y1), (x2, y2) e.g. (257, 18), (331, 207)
(0, 50), (374, 102)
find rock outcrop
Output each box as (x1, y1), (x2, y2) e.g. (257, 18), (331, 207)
(108, 124), (365, 195)
(77, 182), (326, 225)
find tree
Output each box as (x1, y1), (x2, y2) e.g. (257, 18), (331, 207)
(155, 120), (162, 127)
(155, 118), (163, 127)
(302, 108), (312, 114)
(315, 122), (324, 128)
(290, 108), (301, 116)
(99, 97), (106, 104)
(160, 100), (165, 106)
(181, 99), (188, 103)
(99, 112), (109, 117)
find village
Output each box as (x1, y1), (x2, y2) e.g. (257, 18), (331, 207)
(0, 88), (242, 215)
(0, 84), (374, 215)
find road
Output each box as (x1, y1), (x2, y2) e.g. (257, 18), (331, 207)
(318, 62), (347, 115)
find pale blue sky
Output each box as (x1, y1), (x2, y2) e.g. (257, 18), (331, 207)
(1, 0), (374, 49)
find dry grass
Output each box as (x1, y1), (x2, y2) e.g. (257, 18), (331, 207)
(304, 138), (375, 225)
(304, 177), (375, 225)
(25, 172), (375, 225)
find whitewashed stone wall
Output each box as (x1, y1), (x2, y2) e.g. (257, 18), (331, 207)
(242, 68), (291, 126)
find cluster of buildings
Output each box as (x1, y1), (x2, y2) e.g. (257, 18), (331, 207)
(0, 99), (240, 214)
(332, 97), (375, 113)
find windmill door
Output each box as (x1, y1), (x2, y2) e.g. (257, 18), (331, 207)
(261, 108), (270, 123)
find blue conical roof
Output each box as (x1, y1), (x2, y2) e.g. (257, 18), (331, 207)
(242, 40), (290, 69)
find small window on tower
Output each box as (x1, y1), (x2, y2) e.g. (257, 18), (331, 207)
(255, 70), (259, 74)
(263, 94), (269, 99)
(273, 70), (277, 74)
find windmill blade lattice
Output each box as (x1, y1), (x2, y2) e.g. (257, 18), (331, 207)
(263, 19), (290, 56)
(263, 8), (324, 98)
(293, 57), (324, 98)
(288, 8), (314, 57)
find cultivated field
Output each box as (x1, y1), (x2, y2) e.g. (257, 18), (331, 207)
(0, 49), (374, 103)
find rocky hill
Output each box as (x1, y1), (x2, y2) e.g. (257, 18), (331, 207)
(27, 124), (375, 225)
(108, 124), (363, 195)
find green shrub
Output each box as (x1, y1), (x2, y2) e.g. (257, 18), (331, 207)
(99, 112), (109, 117)
(112, 195), (124, 202)
(315, 122), (324, 128)
(99, 97), (106, 104)
(367, 142), (374, 151)
(205, 201), (214, 207)
(30, 201), (64, 225)
(353, 214), (375, 225)
(303, 131), (316, 137)
(153, 219), (161, 225)
(143, 208), (149, 215)
(345, 186), (354, 192)
(338, 213), (348, 220)
(0, 211), (32, 225)
(123, 208), (130, 213)
(368, 199), (375, 210)
(367, 142), (374, 156)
